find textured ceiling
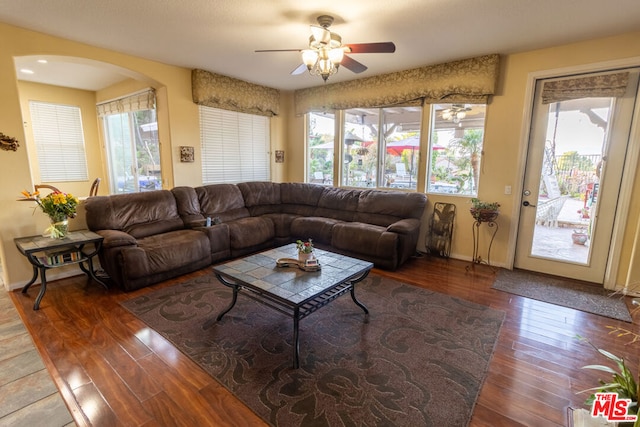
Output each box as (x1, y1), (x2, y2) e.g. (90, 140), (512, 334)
(2, 0), (640, 91)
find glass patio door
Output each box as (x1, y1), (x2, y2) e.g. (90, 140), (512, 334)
(103, 109), (161, 194)
(515, 68), (639, 283)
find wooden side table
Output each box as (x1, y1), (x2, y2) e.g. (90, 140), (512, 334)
(14, 230), (108, 310)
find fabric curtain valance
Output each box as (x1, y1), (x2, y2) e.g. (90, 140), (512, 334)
(294, 54), (500, 115)
(96, 88), (156, 117)
(541, 71), (630, 104)
(191, 69), (280, 117)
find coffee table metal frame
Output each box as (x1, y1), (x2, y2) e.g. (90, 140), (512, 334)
(209, 247), (372, 369)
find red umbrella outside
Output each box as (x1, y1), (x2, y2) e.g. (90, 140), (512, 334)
(386, 135), (421, 156)
(386, 135), (445, 155)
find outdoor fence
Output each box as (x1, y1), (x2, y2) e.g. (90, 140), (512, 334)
(552, 153), (601, 196)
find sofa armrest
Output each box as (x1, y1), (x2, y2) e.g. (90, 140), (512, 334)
(386, 218), (421, 235)
(193, 223), (230, 254)
(186, 218), (207, 228)
(95, 229), (137, 248)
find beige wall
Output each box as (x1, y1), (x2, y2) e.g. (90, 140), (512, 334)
(2, 20), (640, 291)
(18, 81), (105, 198)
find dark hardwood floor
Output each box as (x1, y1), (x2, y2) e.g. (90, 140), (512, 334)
(9, 255), (640, 427)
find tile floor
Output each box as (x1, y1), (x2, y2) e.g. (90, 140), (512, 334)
(0, 289), (75, 426)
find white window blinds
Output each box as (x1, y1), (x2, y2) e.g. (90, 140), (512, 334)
(199, 106), (270, 184)
(29, 101), (88, 182)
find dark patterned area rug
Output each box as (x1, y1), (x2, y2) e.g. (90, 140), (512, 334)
(121, 274), (505, 427)
(492, 268), (632, 322)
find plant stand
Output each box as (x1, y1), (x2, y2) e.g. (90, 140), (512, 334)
(467, 216), (499, 270)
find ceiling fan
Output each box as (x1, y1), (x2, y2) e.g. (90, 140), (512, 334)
(255, 15), (396, 82)
(441, 104), (472, 123)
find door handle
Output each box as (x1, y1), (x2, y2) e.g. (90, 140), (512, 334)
(522, 201), (536, 207)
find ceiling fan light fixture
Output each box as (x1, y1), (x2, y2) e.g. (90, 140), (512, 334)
(329, 32), (342, 49)
(310, 25), (331, 45)
(328, 47), (344, 64)
(302, 49), (319, 69)
(256, 14), (394, 83)
(442, 104), (470, 124)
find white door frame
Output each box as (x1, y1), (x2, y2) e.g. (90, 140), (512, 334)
(506, 56), (640, 289)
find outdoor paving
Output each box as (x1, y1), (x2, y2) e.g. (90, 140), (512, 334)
(531, 198), (591, 263)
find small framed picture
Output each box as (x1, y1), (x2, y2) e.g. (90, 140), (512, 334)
(275, 150), (285, 163)
(180, 146), (195, 162)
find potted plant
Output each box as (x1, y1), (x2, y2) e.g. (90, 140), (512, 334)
(572, 228), (589, 245)
(469, 198), (500, 222)
(576, 333), (639, 426)
(295, 238), (314, 261)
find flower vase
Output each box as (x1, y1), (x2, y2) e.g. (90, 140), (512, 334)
(298, 251), (313, 262)
(47, 215), (69, 239)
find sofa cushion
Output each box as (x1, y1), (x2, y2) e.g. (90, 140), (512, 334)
(260, 213), (300, 238)
(279, 182), (324, 216)
(237, 181), (282, 216)
(314, 187), (360, 221)
(331, 222), (398, 259)
(290, 216), (342, 245)
(85, 190), (184, 238)
(355, 190), (427, 226)
(226, 217), (275, 249)
(125, 218), (185, 239)
(195, 184), (250, 222)
(121, 229), (210, 279)
(172, 186), (205, 225)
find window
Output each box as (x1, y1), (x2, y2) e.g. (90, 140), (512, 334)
(98, 89), (160, 193)
(29, 101), (88, 182)
(305, 104), (485, 194)
(427, 104), (487, 195)
(307, 112), (335, 185)
(342, 106), (422, 190)
(200, 106), (270, 184)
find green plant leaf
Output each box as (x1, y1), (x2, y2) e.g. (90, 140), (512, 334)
(582, 364), (618, 375)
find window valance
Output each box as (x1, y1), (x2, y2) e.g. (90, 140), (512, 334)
(541, 71), (630, 104)
(191, 69), (280, 117)
(96, 88), (156, 116)
(294, 54), (500, 115)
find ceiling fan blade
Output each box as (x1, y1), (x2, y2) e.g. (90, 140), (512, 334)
(341, 55), (368, 74)
(344, 42), (396, 54)
(291, 63), (307, 75)
(255, 49), (302, 53)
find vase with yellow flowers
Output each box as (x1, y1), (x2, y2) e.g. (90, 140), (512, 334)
(21, 189), (79, 239)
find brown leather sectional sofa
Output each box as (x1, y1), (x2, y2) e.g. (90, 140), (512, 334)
(84, 181), (427, 291)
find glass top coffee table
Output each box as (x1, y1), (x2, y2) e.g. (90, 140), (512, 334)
(208, 243), (373, 368)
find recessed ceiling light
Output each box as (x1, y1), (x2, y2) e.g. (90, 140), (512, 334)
(37, 59), (48, 64)
(20, 68), (35, 74)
